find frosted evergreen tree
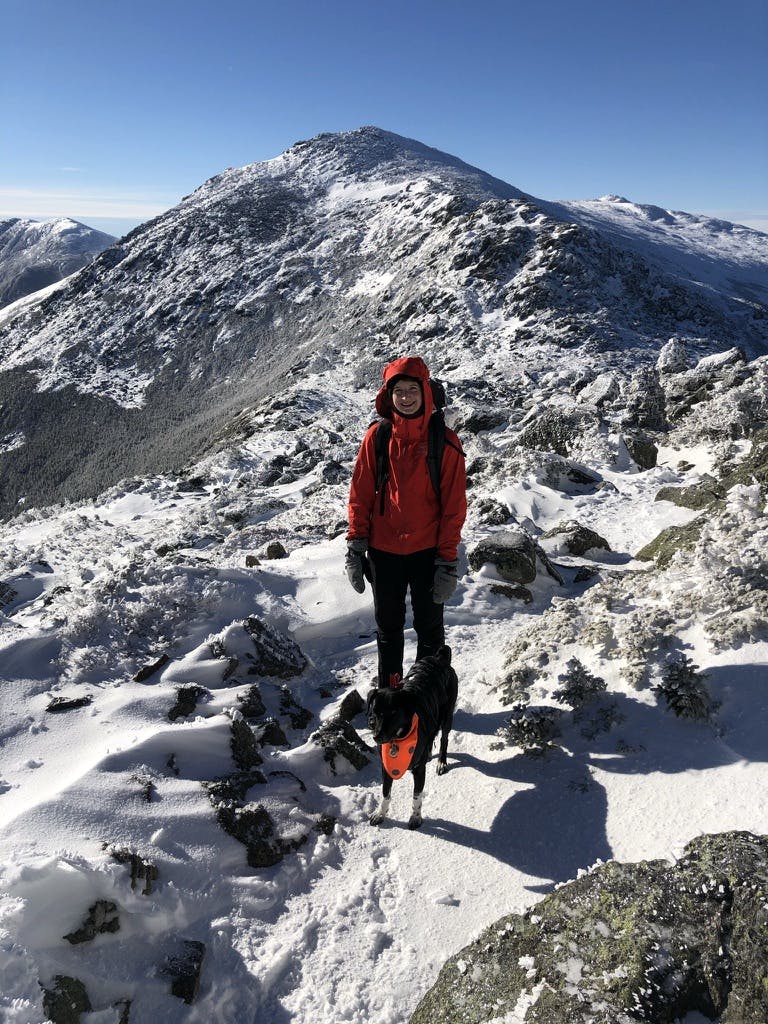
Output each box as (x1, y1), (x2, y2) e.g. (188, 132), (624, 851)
(654, 654), (712, 720)
(553, 658), (607, 707)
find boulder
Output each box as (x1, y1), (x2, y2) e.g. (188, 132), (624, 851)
(311, 714), (372, 773)
(42, 975), (91, 1024)
(243, 616), (307, 678)
(63, 900), (119, 944)
(635, 516), (706, 568)
(542, 520), (611, 557)
(621, 431), (658, 469)
(164, 940), (206, 1005)
(46, 695), (93, 713)
(168, 684), (210, 721)
(410, 831), (768, 1024)
(469, 530), (538, 584)
(655, 475), (724, 510)
(656, 337), (689, 373)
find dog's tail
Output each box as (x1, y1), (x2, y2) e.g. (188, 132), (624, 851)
(437, 645), (452, 665)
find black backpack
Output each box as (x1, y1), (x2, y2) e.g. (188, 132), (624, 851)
(373, 379), (462, 514)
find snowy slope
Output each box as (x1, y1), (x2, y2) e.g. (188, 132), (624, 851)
(0, 218), (115, 308)
(1, 337), (767, 1022)
(0, 128), (766, 520)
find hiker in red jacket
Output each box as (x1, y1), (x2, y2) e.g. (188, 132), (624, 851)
(346, 356), (466, 688)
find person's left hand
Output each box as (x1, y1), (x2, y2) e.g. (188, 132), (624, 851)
(433, 559), (458, 603)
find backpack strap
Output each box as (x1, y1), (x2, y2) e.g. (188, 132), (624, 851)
(426, 412), (445, 503)
(374, 420), (392, 515)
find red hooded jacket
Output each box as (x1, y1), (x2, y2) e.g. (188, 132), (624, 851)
(347, 357), (466, 561)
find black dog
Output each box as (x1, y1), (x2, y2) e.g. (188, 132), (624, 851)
(366, 645), (458, 830)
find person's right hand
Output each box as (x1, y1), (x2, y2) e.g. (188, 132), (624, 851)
(345, 538), (369, 593)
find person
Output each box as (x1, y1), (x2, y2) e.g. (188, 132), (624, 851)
(345, 356), (466, 688)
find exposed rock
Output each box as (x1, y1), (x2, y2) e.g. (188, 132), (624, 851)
(265, 541), (288, 559)
(311, 714), (372, 773)
(472, 497), (513, 526)
(164, 940), (206, 1005)
(621, 366), (667, 431)
(42, 975), (92, 1024)
(63, 900), (120, 944)
(245, 554), (261, 567)
(518, 407), (598, 458)
(573, 565), (600, 583)
(655, 474), (724, 509)
(0, 580), (20, 610)
(243, 615), (307, 678)
(490, 583), (533, 603)
(656, 336), (689, 373)
(622, 430), (658, 469)
(410, 831), (768, 1024)
(237, 683), (266, 719)
(255, 716), (289, 747)
(109, 848), (159, 895)
(133, 653), (170, 682)
(209, 638), (238, 678)
(129, 770), (156, 803)
(459, 407), (508, 433)
(469, 530), (538, 584)
(577, 371), (621, 407)
(635, 516), (706, 567)
(543, 520), (611, 557)
(279, 685), (314, 728)
(540, 457), (603, 494)
(230, 714), (264, 770)
(46, 694), (93, 713)
(168, 684), (210, 721)
(338, 688), (366, 722)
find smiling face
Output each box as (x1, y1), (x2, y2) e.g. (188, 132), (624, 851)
(391, 378), (423, 416)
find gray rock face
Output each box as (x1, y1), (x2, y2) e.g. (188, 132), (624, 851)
(410, 831), (768, 1024)
(243, 615), (307, 678)
(469, 530), (538, 584)
(543, 520), (611, 557)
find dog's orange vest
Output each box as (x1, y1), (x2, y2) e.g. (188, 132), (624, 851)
(381, 714), (419, 779)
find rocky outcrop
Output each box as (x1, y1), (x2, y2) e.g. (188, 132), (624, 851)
(469, 530), (565, 586)
(243, 615), (307, 678)
(542, 521), (611, 557)
(410, 831), (768, 1024)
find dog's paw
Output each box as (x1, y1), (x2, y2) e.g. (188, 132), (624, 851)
(407, 813), (423, 830)
(435, 759), (448, 776)
(369, 810), (386, 826)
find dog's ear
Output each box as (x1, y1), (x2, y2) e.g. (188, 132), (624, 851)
(437, 645), (452, 665)
(365, 688), (379, 715)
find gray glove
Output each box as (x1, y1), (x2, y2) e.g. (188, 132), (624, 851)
(345, 538), (369, 594)
(433, 559), (458, 603)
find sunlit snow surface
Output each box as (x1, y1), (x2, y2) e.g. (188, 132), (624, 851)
(0, 344), (766, 1024)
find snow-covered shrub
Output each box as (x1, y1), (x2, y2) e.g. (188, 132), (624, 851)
(496, 664), (537, 706)
(553, 658), (606, 707)
(496, 704), (563, 755)
(653, 655), (712, 721)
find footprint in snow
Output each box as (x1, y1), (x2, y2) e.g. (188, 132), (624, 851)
(24, 759), (44, 769)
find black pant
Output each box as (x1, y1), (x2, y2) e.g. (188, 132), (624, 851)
(368, 547), (444, 687)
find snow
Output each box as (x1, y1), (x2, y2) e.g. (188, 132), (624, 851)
(0, 389), (765, 1024)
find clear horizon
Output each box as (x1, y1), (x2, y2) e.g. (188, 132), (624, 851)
(3, 0), (767, 238)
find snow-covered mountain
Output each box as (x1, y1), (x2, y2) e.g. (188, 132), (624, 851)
(1, 128), (768, 1023)
(0, 217), (115, 309)
(0, 127), (766, 519)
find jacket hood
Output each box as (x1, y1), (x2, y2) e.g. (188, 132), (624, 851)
(375, 356), (434, 423)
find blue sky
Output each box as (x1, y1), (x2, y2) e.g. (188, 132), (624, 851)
(3, 0), (767, 237)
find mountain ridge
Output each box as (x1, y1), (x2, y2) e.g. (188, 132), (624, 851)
(0, 126), (765, 519)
